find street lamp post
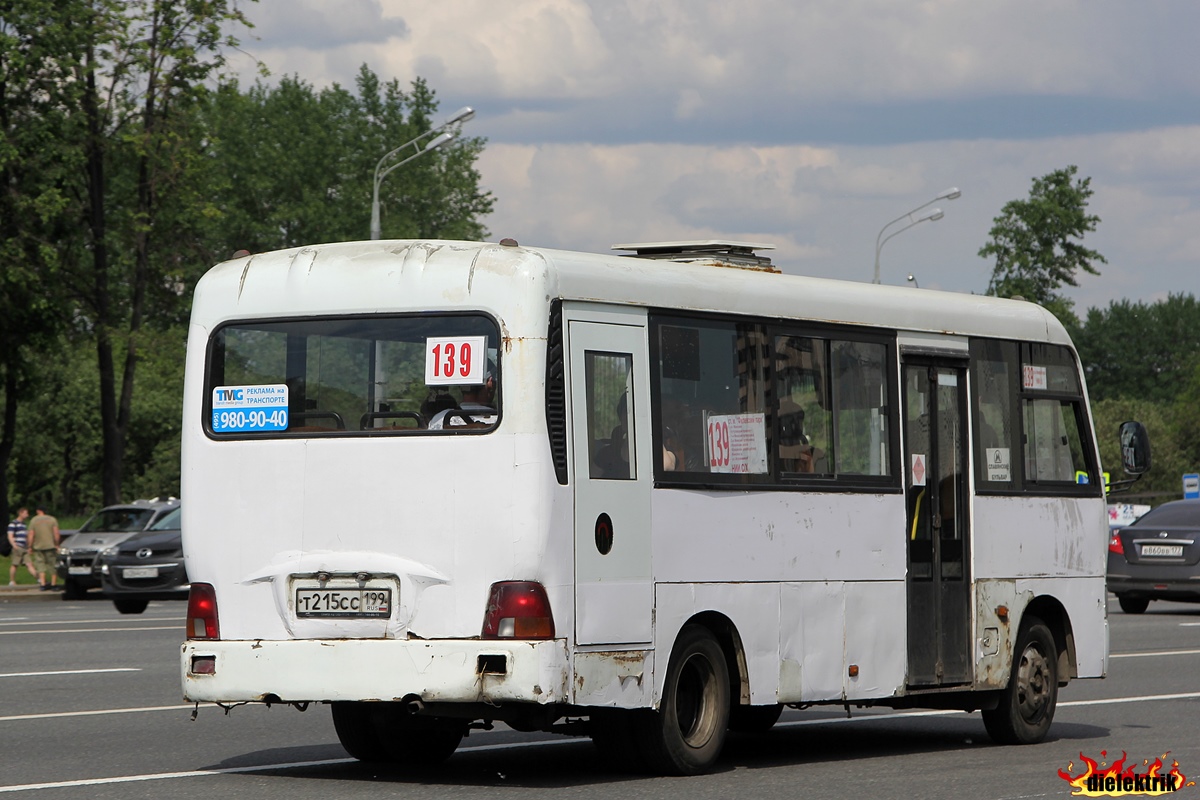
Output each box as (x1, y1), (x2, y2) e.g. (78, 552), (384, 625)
(906, 273), (919, 288)
(370, 106), (475, 240)
(871, 187), (961, 284)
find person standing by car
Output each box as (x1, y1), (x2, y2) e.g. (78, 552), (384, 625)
(7, 507), (34, 586)
(27, 504), (61, 591)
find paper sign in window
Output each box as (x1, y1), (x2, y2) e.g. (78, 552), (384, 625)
(985, 447), (1011, 482)
(706, 413), (768, 474)
(425, 336), (487, 385)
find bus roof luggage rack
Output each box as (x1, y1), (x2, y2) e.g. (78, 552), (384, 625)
(612, 240), (779, 272)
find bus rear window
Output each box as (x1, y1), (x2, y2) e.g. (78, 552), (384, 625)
(205, 314), (500, 437)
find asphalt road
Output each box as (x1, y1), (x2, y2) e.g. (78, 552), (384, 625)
(3, 594), (1200, 800)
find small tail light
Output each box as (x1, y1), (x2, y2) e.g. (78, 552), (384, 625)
(481, 581), (555, 639)
(1108, 531), (1125, 556)
(187, 583), (220, 639)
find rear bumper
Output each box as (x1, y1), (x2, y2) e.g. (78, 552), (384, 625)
(1107, 574), (1200, 601)
(181, 638), (571, 705)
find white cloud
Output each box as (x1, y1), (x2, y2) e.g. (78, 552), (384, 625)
(226, 0), (1200, 313)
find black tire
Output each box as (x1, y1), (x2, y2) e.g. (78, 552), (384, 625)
(728, 702), (783, 733)
(634, 624), (730, 775)
(1117, 595), (1150, 614)
(113, 598), (149, 614)
(331, 702), (464, 765)
(981, 615), (1058, 745)
(61, 579), (86, 600)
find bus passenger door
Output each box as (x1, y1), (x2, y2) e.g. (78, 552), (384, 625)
(567, 315), (653, 646)
(903, 360), (970, 687)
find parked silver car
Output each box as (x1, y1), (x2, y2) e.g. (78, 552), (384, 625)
(56, 497), (180, 599)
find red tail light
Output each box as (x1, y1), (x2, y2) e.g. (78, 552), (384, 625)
(1109, 531), (1125, 556)
(481, 581), (555, 639)
(187, 583), (220, 639)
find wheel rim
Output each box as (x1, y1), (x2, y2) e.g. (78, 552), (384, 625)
(1015, 641), (1053, 723)
(674, 652), (720, 748)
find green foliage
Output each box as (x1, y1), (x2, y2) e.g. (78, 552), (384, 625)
(1074, 294), (1200, 402)
(193, 67), (493, 258)
(981, 165), (1106, 326)
(1, 3), (494, 517)
(1091, 397), (1190, 500)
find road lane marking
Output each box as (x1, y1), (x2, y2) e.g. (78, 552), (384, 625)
(1110, 648), (1200, 658)
(0, 626), (180, 635)
(0, 760), (356, 794)
(0, 704), (193, 723)
(0, 668), (141, 679)
(0, 616), (182, 627)
(3, 690), (1200, 792)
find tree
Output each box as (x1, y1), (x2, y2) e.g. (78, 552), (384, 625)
(194, 67), (493, 258)
(1073, 294), (1200, 403)
(0, 1), (87, 519)
(980, 165), (1106, 325)
(68, 0), (252, 505)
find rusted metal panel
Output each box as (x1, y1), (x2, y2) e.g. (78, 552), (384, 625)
(571, 649), (652, 708)
(974, 579), (1026, 689)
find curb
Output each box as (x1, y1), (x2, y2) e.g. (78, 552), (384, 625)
(0, 586), (71, 603)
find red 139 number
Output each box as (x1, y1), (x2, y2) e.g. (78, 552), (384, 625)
(431, 342), (473, 378)
(708, 420), (730, 467)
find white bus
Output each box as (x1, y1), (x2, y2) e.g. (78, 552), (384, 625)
(180, 238), (1149, 775)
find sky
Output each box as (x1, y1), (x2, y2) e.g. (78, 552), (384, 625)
(224, 0), (1200, 313)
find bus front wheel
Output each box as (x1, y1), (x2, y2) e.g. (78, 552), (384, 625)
(635, 624), (730, 775)
(331, 702), (464, 765)
(981, 616), (1058, 745)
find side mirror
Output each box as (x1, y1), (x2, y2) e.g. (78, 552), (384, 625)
(1119, 421), (1152, 475)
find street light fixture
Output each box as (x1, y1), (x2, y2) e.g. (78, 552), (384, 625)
(370, 106), (476, 240)
(871, 187), (960, 284)
(906, 273), (919, 288)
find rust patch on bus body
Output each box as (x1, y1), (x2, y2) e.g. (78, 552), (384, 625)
(573, 649), (650, 708)
(975, 580), (1030, 689)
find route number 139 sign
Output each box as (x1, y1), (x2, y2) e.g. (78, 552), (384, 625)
(425, 336), (487, 385)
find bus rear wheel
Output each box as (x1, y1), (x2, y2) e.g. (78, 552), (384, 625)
(635, 624), (729, 775)
(331, 702), (464, 765)
(981, 615), (1058, 745)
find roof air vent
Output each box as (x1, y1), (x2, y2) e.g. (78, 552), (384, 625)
(612, 240), (778, 272)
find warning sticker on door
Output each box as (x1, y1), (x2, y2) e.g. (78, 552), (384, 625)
(911, 453), (927, 487)
(985, 447), (1011, 482)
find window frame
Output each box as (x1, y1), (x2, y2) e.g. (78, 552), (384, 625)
(648, 309), (902, 493)
(969, 337), (1102, 498)
(203, 311), (503, 440)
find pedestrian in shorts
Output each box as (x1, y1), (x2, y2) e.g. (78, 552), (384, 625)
(27, 504), (61, 591)
(7, 507), (35, 586)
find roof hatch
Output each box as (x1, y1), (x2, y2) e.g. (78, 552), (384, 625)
(612, 240), (778, 272)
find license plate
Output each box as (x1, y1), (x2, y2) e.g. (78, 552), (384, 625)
(68, 566), (92, 575)
(1140, 544), (1183, 557)
(295, 587), (392, 617)
(123, 566), (159, 579)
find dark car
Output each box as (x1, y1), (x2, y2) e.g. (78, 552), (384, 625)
(98, 506), (186, 614)
(1107, 500), (1200, 614)
(56, 497), (180, 599)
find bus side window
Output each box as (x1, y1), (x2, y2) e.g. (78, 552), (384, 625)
(774, 335), (830, 475)
(586, 352), (635, 481)
(969, 340), (1018, 490)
